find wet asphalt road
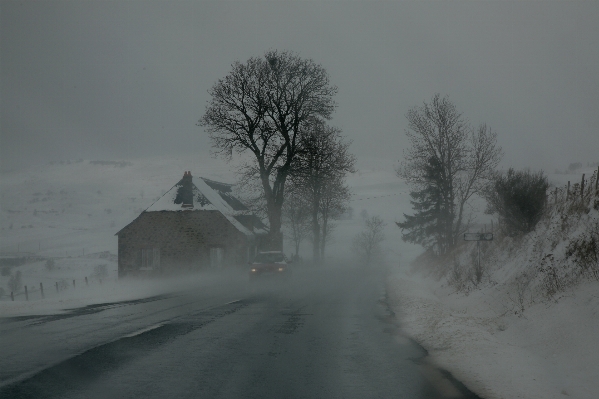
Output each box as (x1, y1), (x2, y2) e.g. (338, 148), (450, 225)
(0, 268), (481, 399)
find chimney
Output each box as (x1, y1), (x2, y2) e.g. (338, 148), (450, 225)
(176, 171), (194, 209)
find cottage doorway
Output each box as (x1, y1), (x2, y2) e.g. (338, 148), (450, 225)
(210, 247), (224, 268)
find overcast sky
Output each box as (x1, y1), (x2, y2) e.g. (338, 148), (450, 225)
(1, 0), (598, 173)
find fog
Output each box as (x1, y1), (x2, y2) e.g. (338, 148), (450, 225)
(2, 1), (598, 173)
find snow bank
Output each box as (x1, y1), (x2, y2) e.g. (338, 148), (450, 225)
(387, 171), (599, 399)
(387, 269), (599, 399)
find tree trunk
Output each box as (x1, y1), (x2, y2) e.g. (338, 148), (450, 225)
(320, 208), (329, 260)
(312, 203), (320, 264)
(261, 172), (285, 251)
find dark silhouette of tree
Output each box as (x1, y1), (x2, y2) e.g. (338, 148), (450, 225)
(282, 184), (311, 258)
(353, 216), (386, 267)
(396, 157), (446, 253)
(483, 168), (549, 236)
(318, 174), (352, 259)
(397, 94), (502, 255)
(290, 121), (355, 263)
(200, 51), (337, 249)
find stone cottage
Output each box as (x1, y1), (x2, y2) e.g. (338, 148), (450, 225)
(115, 171), (267, 277)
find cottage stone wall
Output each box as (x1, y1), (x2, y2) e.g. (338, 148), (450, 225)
(117, 210), (252, 277)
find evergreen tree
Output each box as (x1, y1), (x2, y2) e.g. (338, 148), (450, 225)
(397, 157), (448, 254)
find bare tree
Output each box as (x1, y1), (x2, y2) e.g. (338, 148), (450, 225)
(397, 94), (502, 255)
(353, 216), (387, 267)
(319, 174), (352, 259)
(282, 183), (311, 258)
(291, 121), (355, 263)
(200, 51), (337, 249)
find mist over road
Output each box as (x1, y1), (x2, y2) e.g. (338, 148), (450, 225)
(0, 269), (479, 399)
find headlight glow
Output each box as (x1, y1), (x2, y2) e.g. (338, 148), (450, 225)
(251, 268), (256, 272)
(278, 267), (284, 271)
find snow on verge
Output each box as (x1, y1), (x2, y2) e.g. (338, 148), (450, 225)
(387, 266), (599, 399)
(386, 170), (599, 399)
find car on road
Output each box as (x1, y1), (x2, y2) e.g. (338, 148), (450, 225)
(249, 251), (292, 280)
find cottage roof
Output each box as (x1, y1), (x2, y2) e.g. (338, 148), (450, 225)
(116, 172), (267, 236)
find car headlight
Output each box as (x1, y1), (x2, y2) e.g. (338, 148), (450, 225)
(251, 268), (257, 272)
(278, 267), (284, 271)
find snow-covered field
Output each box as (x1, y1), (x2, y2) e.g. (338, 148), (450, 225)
(2, 155), (597, 398)
(0, 154), (412, 307)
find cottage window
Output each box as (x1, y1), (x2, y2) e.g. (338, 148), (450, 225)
(210, 247), (224, 268)
(141, 248), (160, 270)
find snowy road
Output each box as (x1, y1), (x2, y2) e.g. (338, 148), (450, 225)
(0, 269), (480, 399)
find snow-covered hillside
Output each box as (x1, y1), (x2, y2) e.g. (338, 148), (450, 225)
(0, 155), (237, 256)
(0, 155), (421, 263)
(388, 167), (599, 399)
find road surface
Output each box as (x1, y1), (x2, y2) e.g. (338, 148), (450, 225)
(0, 268), (480, 398)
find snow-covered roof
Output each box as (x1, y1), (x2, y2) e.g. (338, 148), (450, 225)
(144, 174), (267, 236)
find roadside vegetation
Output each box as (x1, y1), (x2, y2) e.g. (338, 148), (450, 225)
(395, 94), (599, 312)
(411, 167), (599, 312)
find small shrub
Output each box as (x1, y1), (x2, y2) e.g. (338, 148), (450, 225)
(448, 258), (467, 292)
(469, 246), (484, 286)
(566, 232), (599, 280)
(537, 254), (563, 298)
(512, 272), (533, 313)
(352, 216), (386, 267)
(484, 168), (549, 236)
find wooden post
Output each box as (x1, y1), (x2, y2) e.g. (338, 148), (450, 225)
(25, 286), (28, 301)
(581, 174), (585, 199)
(11, 291), (14, 301)
(85, 276), (88, 286)
(72, 279), (76, 288)
(55, 281), (59, 293)
(40, 282), (44, 299)
(567, 181), (571, 200)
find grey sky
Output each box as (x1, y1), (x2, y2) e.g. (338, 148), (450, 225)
(1, 0), (598, 173)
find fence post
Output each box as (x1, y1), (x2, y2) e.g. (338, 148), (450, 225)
(25, 286), (28, 301)
(85, 276), (88, 286)
(581, 174), (585, 199)
(11, 291), (14, 301)
(72, 279), (76, 288)
(40, 282), (44, 299)
(55, 281), (59, 293)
